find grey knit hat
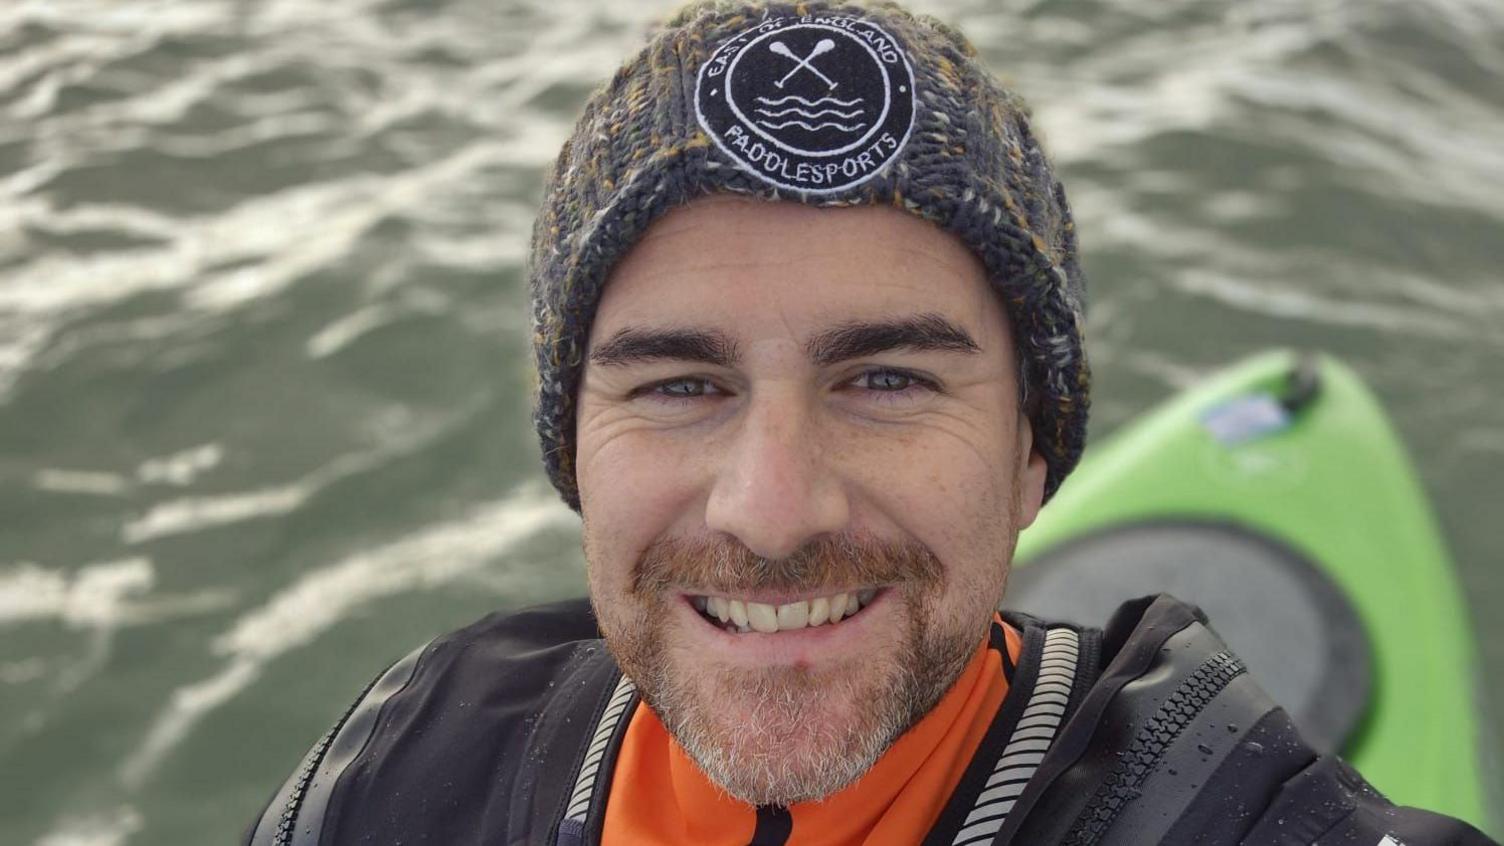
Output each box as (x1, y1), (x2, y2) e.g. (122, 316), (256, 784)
(530, 0), (1089, 511)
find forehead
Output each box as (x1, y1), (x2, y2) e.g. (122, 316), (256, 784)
(592, 196), (1008, 345)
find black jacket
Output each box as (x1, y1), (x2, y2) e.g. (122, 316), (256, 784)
(245, 594), (1498, 845)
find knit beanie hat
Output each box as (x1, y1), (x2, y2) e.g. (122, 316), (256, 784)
(530, 0), (1089, 511)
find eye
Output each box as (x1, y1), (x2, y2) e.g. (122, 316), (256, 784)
(862, 369), (915, 391)
(846, 368), (938, 402)
(634, 377), (722, 403)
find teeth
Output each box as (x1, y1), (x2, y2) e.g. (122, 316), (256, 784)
(746, 602), (779, 633)
(808, 596), (830, 626)
(776, 601), (809, 630)
(697, 589), (878, 634)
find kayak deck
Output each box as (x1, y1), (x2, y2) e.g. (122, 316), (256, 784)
(1011, 350), (1498, 833)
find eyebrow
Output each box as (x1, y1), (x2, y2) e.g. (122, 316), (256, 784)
(589, 327), (740, 367)
(807, 313), (980, 366)
(587, 313), (980, 368)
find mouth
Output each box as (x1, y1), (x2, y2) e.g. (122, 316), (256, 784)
(687, 589), (882, 635)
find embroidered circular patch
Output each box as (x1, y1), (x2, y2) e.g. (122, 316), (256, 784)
(695, 15), (916, 194)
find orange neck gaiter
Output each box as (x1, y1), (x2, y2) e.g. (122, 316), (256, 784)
(602, 616), (1021, 846)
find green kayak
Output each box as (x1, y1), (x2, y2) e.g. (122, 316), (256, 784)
(1009, 350), (1499, 835)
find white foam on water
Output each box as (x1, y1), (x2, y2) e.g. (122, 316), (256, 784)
(121, 486), (307, 545)
(118, 489), (577, 787)
(2, 657), (49, 684)
(0, 556), (230, 742)
(135, 443), (223, 487)
(1242, 71), (1504, 218)
(1460, 428), (1504, 455)
(305, 304), (400, 359)
(0, 322), (51, 402)
(0, 556), (236, 666)
(0, 0), (679, 407)
(0, 558), (152, 628)
(306, 286), (459, 359)
(0, 139), (522, 404)
(1052, 168), (1500, 341)
(32, 805), (143, 846)
(120, 405), (465, 543)
(1120, 350), (1210, 391)
(0, 556), (236, 703)
(33, 469), (130, 496)
(1174, 269), (1468, 338)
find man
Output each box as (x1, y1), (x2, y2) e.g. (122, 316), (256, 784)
(247, 2), (1497, 844)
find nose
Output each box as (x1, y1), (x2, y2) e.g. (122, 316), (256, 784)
(704, 388), (850, 559)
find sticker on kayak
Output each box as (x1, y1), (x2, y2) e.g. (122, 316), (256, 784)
(1200, 393), (1292, 445)
(695, 15), (916, 194)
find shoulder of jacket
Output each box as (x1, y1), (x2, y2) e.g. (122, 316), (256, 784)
(992, 594), (1500, 846)
(995, 593), (1282, 844)
(246, 596), (609, 846)
(1242, 756), (1499, 846)
(415, 595), (603, 687)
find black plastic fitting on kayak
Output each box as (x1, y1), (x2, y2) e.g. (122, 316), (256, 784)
(1280, 353), (1323, 413)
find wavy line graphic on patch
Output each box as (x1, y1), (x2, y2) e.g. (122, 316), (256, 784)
(755, 106), (864, 120)
(755, 94), (864, 108)
(753, 119), (864, 132)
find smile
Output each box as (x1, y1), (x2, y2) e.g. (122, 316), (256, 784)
(689, 589), (880, 634)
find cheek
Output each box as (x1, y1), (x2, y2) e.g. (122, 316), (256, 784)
(577, 429), (708, 584)
(839, 429), (1017, 607)
(844, 428), (1013, 538)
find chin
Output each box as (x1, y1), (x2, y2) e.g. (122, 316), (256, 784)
(657, 656), (908, 806)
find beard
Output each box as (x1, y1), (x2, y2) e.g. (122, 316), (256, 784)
(587, 531), (1005, 807)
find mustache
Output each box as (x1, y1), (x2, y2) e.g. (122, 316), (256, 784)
(632, 533), (944, 597)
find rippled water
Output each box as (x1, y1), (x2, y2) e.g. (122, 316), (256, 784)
(2, 0), (1501, 842)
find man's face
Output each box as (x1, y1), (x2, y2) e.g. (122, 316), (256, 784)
(575, 196), (1047, 805)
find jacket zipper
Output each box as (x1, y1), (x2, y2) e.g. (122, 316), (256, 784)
(271, 663), (394, 846)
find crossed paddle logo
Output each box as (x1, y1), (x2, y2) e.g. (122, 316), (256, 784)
(770, 38), (839, 89)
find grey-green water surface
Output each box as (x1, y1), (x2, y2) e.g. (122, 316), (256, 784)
(2, 0), (1502, 842)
